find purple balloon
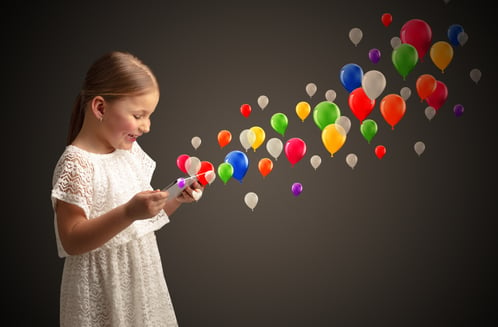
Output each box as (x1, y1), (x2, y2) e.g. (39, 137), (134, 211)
(177, 178), (185, 188)
(453, 104), (464, 117)
(291, 182), (303, 196)
(368, 48), (381, 64)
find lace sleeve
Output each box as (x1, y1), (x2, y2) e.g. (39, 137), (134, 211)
(51, 150), (94, 219)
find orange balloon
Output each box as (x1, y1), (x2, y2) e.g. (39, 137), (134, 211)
(217, 130), (232, 148)
(415, 74), (437, 101)
(258, 158), (273, 178)
(380, 94), (406, 130)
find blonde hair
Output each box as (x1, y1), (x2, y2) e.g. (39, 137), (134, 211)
(67, 51), (159, 145)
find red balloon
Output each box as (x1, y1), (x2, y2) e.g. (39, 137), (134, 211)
(375, 145), (386, 159)
(240, 104), (251, 118)
(425, 80), (448, 111)
(217, 129), (232, 148)
(197, 161), (215, 186)
(348, 87), (376, 123)
(176, 154), (189, 173)
(381, 13), (392, 27)
(400, 19), (432, 62)
(284, 137), (307, 167)
(380, 94), (406, 130)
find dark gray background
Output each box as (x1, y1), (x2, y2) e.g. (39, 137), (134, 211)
(5, 0), (497, 326)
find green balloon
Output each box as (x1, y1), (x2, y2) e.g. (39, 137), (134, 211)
(270, 112), (288, 136)
(360, 119), (378, 143)
(217, 162), (234, 184)
(392, 43), (418, 80)
(313, 101), (341, 130)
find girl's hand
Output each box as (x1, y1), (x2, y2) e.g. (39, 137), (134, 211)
(176, 181), (204, 203)
(125, 190), (169, 220)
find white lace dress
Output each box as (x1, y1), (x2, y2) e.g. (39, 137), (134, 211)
(51, 142), (178, 327)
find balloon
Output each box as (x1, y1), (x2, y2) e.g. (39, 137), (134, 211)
(258, 158), (273, 178)
(425, 106), (436, 121)
(380, 93), (406, 130)
(244, 192), (258, 211)
(217, 129), (232, 148)
(425, 80), (448, 110)
(430, 41), (453, 73)
(240, 103), (251, 118)
(313, 101), (341, 130)
(270, 113), (288, 136)
(310, 154), (321, 170)
(362, 70), (386, 100)
(217, 162), (234, 184)
(185, 156), (201, 176)
(457, 31), (468, 46)
(392, 43), (418, 80)
(400, 18), (432, 61)
(225, 150), (249, 183)
(414, 141), (425, 157)
(239, 128), (256, 151)
(321, 124), (347, 157)
(346, 153), (358, 169)
(191, 136), (201, 150)
(340, 63), (363, 93)
(381, 13), (392, 27)
(176, 154), (189, 173)
(400, 86), (411, 100)
(348, 87), (375, 123)
(469, 68), (481, 84)
(447, 24), (464, 47)
(360, 119), (378, 143)
(335, 115), (351, 134)
(284, 137), (307, 166)
(204, 171), (216, 185)
(266, 137), (283, 160)
(257, 95), (269, 110)
(416, 74), (437, 101)
(349, 27), (363, 46)
(296, 101), (311, 122)
(368, 48), (381, 64)
(197, 161), (215, 186)
(374, 145), (386, 159)
(305, 82), (317, 97)
(390, 36), (401, 49)
(325, 89), (337, 102)
(453, 104), (464, 117)
(291, 182), (303, 196)
(250, 126), (265, 151)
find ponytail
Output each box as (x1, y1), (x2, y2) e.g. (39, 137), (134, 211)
(67, 93), (85, 145)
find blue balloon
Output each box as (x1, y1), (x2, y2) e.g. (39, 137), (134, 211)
(447, 24), (464, 47)
(224, 150), (249, 183)
(339, 63), (363, 93)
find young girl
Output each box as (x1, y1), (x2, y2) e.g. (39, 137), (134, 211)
(51, 51), (202, 326)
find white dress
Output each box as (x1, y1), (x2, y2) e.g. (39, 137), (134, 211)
(51, 142), (178, 327)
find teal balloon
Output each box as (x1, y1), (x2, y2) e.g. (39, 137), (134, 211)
(392, 43), (418, 80)
(270, 112), (288, 136)
(313, 101), (341, 130)
(360, 119), (378, 143)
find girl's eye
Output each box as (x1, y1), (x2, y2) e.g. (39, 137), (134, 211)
(134, 115), (142, 119)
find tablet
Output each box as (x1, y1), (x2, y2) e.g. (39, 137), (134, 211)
(162, 176), (197, 198)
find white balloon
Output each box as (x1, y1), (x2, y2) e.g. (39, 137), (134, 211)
(345, 153), (358, 169)
(335, 115), (351, 134)
(310, 154), (322, 170)
(470, 68), (481, 84)
(239, 129), (256, 152)
(400, 86), (411, 100)
(349, 27), (363, 46)
(362, 70), (386, 100)
(325, 89), (336, 102)
(205, 170), (216, 184)
(185, 156), (201, 176)
(424, 106), (436, 121)
(414, 141), (426, 157)
(191, 136), (201, 150)
(244, 192), (259, 211)
(457, 31), (468, 46)
(305, 82), (317, 97)
(192, 189), (203, 201)
(266, 137), (283, 160)
(257, 95), (269, 110)
(390, 36), (401, 49)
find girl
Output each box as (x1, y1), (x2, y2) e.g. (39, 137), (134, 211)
(51, 51), (201, 326)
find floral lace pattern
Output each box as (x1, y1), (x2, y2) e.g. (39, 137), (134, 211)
(51, 142), (178, 326)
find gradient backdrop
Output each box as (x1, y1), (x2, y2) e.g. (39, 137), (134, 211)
(6, 0), (497, 326)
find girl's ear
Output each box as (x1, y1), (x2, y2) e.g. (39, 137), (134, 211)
(90, 96), (106, 121)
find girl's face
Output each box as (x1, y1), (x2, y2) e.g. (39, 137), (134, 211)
(101, 90), (159, 151)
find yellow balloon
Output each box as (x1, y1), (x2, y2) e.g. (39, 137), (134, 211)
(250, 126), (265, 151)
(321, 124), (346, 157)
(295, 101), (311, 122)
(430, 41), (454, 73)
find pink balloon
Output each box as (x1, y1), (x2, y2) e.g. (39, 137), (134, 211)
(400, 19), (432, 62)
(284, 137), (307, 167)
(176, 154), (189, 173)
(425, 81), (448, 111)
